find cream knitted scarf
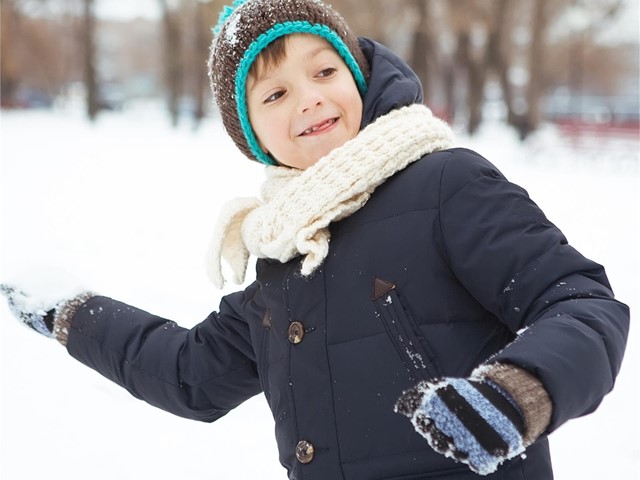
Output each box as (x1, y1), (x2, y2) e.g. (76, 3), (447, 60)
(207, 104), (454, 288)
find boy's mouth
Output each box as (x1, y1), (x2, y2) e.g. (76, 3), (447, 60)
(299, 118), (338, 136)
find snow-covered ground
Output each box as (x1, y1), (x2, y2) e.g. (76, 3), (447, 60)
(1, 105), (638, 480)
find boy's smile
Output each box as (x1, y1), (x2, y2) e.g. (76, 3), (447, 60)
(299, 117), (338, 136)
(246, 34), (363, 170)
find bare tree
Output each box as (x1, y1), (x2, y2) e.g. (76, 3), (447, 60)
(159, 0), (183, 126)
(191, 0), (226, 127)
(1, 0), (21, 106)
(193, 1), (212, 124)
(445, 0), (491, 133)
(409, 0), (435, 105)
(330, 0), (390, 42)
(83, 0), (98, 120)
(516, 0), (550, 137)
(491, 0), (520, 131)
(463, 0), (519, 135)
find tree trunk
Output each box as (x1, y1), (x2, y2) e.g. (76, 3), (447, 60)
(193, 0), (214, 127)
(1, 0), (20, 107)
(521, 0), (549, 139)
(159, 0), (182, 127)
(455, 29), (485, 135)
(83, 0), (98, 121)
(487, 0), (518, 126)
(409, 0), (432, 105)
(442, 61), (456, 123)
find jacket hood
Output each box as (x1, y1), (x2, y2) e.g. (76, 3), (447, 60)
(359, 38), (424, 129)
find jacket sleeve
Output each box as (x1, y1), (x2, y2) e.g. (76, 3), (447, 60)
(438, 148), (629, 432)
(65, 282), (263, 422)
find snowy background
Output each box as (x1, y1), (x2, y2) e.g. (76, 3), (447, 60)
(1, 105), (638, 479)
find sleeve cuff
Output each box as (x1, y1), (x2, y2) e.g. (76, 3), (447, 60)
(473, 363), (553, 445)
(52, 292), (96, 347)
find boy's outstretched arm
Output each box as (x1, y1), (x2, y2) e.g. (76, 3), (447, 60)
(1, 283), (263, 422)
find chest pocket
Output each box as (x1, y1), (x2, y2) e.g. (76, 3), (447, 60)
(372, 277), (443, 382)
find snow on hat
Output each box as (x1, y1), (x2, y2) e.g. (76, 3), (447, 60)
(208, 0), (370, 165)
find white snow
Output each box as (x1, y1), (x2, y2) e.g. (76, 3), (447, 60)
(1, 103), (638, 479)
(1, 267), (90, 315)
(2, 286), (52, 320)
(224, 13), (242, 46)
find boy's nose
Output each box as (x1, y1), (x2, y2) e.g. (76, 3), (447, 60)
(298, 87), (324, 114)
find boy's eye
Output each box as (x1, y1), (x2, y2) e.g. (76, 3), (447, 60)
(317, 67), (337, 78)
(264, 90), (285, 104)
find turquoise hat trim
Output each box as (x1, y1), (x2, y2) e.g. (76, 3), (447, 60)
(234, 20), (368, 165)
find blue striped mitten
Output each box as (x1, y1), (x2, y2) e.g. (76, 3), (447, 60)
(395, 376), (526, 476)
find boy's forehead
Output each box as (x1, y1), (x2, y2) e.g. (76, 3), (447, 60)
(285, 33), (334, 54)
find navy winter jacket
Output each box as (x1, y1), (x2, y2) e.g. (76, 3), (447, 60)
(66, 39), (629, 479)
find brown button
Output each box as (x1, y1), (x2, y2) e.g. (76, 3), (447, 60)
(288, 321), (305, 344)
(295, 440), (314, 464)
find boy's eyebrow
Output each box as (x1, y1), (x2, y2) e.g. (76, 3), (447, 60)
(249, 44), (336, 90)
(306, 44), (334, 60)
(249, 72), (273, 90)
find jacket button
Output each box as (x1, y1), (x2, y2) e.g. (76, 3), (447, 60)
(288, 321), (305, 344)
(295, 440), (314, 464)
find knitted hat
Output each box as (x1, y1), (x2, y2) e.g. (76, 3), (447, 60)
(208, 0), (370, 165)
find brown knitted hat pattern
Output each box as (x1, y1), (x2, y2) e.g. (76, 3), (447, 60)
(208, 0), (370, 165)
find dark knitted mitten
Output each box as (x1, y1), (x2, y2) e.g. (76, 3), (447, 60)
(395, 377), (527, 476)
(1, 284), (56, 338)
(1, 283), (94, 345)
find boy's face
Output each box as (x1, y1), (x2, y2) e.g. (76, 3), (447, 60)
(247, 34), (363, 170)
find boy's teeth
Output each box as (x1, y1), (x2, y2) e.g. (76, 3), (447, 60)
(303, 118), (335, 135)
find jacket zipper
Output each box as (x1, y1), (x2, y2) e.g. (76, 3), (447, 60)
(372, 277), (442, 382)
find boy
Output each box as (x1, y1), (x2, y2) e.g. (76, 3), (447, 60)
(2, 0), (629, 478)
